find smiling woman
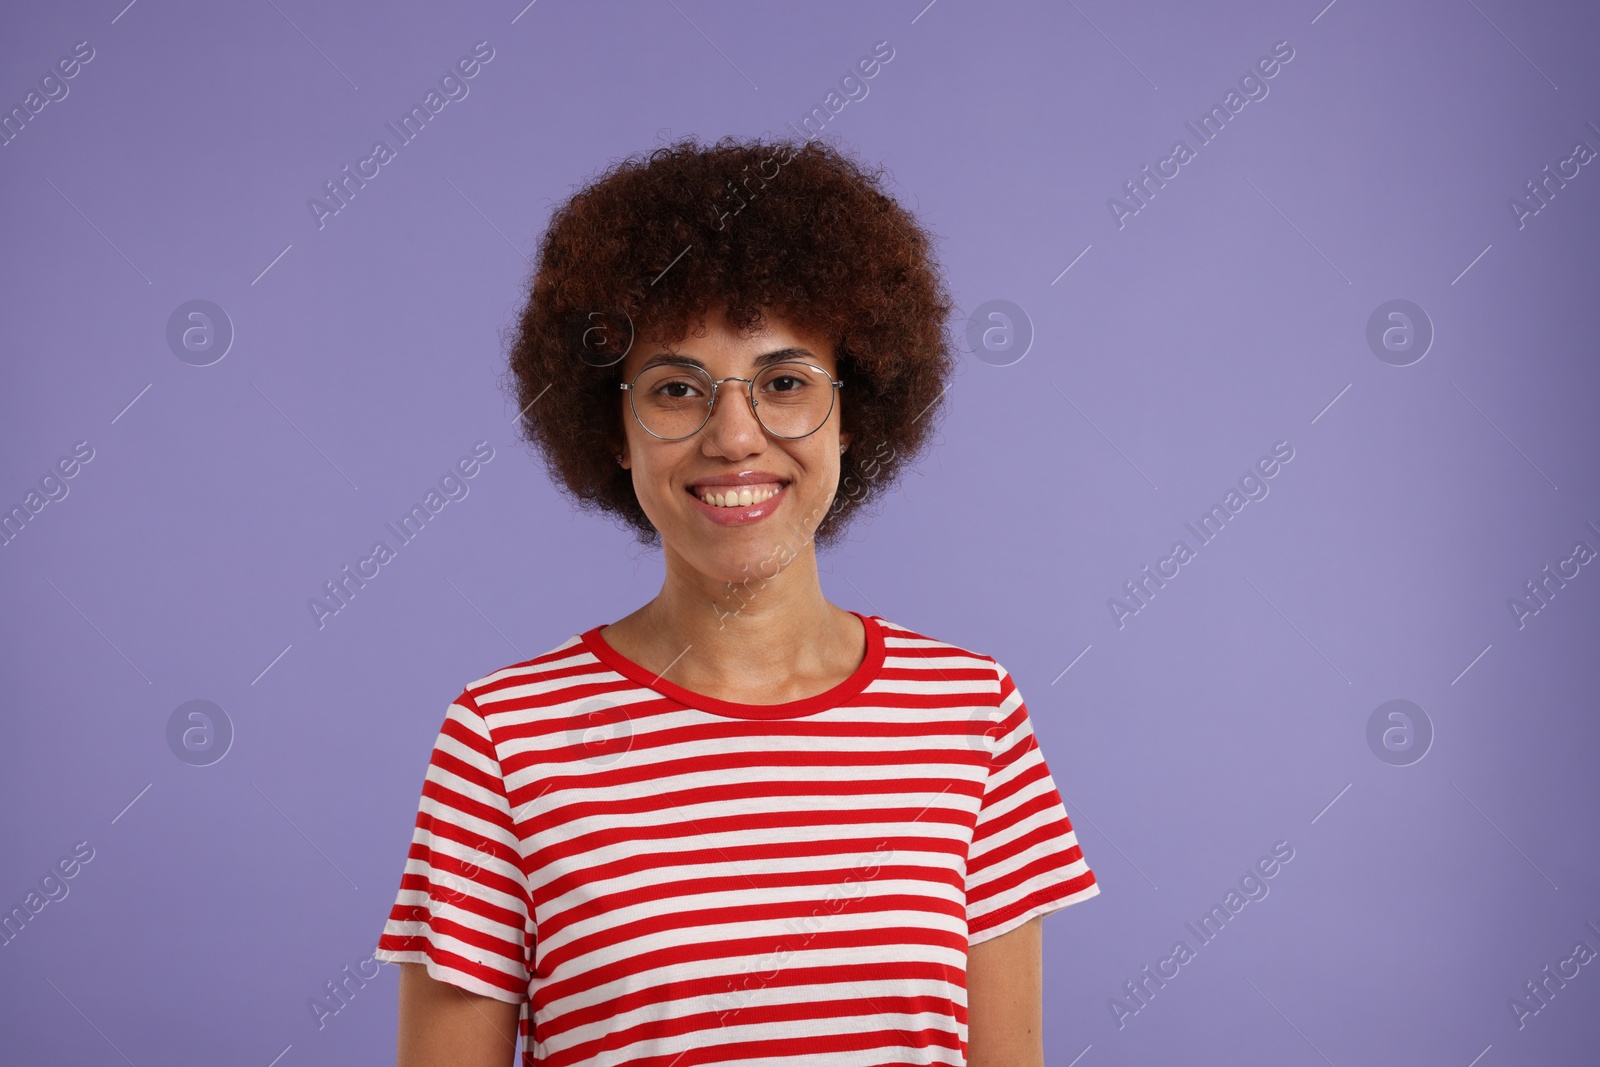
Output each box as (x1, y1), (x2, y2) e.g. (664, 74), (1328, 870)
(372, 134), (1100, 1066)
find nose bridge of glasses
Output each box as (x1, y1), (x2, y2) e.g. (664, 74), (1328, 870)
(706, 374), (760, 419)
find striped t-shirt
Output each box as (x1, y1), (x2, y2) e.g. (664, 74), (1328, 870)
(375, 611), (1099, 1065)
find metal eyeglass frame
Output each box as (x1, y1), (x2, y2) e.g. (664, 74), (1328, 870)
(618, 360), (844, 442)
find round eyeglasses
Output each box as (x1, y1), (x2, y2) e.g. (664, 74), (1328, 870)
(619, 361), (843, 441)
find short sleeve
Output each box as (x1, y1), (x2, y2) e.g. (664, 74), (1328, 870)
(374, 689), (534, 1002)
(965, 659), (1100, 946)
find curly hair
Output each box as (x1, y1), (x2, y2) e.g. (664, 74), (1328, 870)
(501, 133), (957, 550)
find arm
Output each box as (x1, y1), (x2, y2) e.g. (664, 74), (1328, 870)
(397, 962), (521, 1067)
(965, 915), (1044, 1067)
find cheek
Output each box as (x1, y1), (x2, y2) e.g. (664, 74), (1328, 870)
(626, 447), (685, 516)
(800, 454), (844, 507)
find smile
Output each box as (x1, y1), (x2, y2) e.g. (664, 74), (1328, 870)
(684, 480), (788, 526)
(693, 482), (783, 507)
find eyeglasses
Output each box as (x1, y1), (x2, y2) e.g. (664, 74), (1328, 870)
(619, 361), (843, 441)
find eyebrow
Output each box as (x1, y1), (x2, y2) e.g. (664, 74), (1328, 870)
(637, 346), (818, 373)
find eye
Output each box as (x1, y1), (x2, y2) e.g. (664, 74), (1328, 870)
(653, 379), (704, 399)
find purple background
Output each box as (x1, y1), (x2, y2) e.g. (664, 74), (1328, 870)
(3, 1), (1598, 1064)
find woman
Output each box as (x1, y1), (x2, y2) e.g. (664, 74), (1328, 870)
(375, 135), (1099, 1066)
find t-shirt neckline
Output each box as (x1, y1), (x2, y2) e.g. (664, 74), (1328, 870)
(581, 610), (885, 720)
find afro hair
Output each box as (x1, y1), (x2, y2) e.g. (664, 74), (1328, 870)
(502, 133), (957, 549)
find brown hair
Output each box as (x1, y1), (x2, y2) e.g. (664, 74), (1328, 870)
(502, 133), (956, 549)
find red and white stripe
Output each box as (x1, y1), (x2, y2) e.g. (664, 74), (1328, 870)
(376, 613), (1099, 1065)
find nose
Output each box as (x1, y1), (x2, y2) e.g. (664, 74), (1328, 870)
(700, 379), (766, 457)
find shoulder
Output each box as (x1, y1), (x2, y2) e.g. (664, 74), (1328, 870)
(452, 628), (607, 726)
(871, 615), (1006, 699)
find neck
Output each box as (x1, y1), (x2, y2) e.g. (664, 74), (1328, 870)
(624, 538), (852, 693)
(665, 536), (834, 635)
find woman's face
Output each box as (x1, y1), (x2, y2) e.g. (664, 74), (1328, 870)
(617, 303), (852, 586)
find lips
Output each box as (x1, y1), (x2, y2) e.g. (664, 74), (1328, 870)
(687, 470), (790, 490)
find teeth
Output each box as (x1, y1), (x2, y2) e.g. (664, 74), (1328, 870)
(696, 484), (782, 508)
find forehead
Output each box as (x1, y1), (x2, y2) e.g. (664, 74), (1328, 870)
(620, 305), (836, 378)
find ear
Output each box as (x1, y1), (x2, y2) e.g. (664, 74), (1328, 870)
(617, 439), (631, 470)
(839, 429), (853, 454)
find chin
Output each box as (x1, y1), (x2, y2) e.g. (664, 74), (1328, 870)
(700, 539), (790, 582)
(677, 523), (806, 587)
